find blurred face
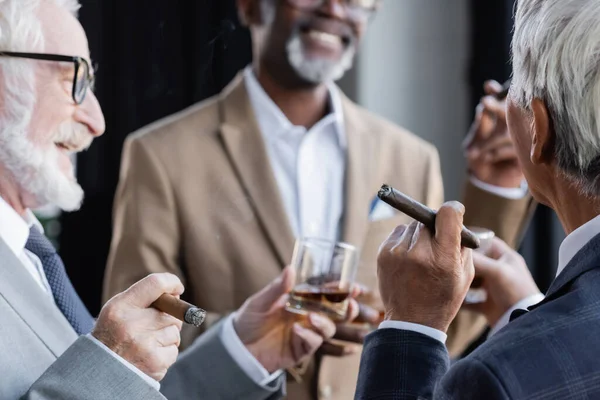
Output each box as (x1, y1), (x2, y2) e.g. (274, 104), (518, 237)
(245, 0), (373, 85)
(0, 1), (105, 211)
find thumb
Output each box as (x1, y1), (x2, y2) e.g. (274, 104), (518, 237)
(484, 80), (503, 95)
(122, 273), (184, 308)
(248, 266), (295, 312)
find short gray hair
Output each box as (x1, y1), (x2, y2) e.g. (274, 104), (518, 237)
(511, 0), (600, 196)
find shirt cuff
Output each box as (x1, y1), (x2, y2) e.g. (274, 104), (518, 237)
(470, 176), (528, 200)
(488, 293), (545, 337)
(220, 313), (284, 387)
(86, 334), (160, 391)
(379, 320), (447, 344)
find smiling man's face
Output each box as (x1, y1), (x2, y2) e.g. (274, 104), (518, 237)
(241, 0), (373, 86)
(0, 0), (105, 212)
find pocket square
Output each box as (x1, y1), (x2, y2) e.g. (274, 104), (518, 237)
(369, 198), (396, 221)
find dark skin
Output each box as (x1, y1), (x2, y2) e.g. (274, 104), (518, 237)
(236, 0), (379, 353)
(237, 0), (370, 129)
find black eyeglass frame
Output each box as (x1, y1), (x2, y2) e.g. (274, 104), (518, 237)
(0, 51), (94, 105)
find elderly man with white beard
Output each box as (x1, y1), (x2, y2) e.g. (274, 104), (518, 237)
(0, 1), (344, 399)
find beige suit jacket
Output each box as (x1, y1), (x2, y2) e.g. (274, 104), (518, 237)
(104, 73), (533, 400)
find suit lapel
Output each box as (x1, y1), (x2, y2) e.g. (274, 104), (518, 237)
(0, 238), (77, 357)
(340, 95), (379, 247)
(534, 232), (600, 308)
(218, 74), (296, 267)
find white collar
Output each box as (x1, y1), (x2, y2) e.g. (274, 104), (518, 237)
(243, 65), (346, 148)
(557, 214), (600, 277)
(0, 195), (44, 258)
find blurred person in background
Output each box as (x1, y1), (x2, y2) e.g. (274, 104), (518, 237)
(0, 0), (339, 398)
(356, 0), (600, 397)
(104, 0), (533, 398)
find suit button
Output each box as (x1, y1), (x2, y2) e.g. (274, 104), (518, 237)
(319, 385), (333, 399)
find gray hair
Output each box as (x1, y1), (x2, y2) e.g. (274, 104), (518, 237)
(0, 0), (80, 128)
(511, 0), (600, 196)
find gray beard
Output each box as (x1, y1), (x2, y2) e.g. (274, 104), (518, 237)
(286, 32), (356, 84)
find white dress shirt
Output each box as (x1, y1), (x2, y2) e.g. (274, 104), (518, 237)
(383, 213), (600, 343)
(245, 66), (346, 242)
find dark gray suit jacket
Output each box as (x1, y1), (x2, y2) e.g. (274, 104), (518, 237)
(355, 233), (600, 399)
(0, 238), (284, 399)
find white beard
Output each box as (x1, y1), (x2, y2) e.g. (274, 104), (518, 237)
(286, 31), (356, 84)
(0, 121), (85, 212)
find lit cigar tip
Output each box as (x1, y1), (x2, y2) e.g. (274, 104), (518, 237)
(185, 307), (207, 327)
(378, 184), (392, 198)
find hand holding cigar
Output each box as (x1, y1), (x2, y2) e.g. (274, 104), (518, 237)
(377, 184), (480, 249)
(151, 294), (207, 327)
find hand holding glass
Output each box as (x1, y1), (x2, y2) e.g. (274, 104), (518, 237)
(285, 238), (359, 321)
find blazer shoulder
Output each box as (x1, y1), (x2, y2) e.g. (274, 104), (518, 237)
(127, 93), (223, 149)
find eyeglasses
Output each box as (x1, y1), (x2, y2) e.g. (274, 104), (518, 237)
(0, 51), (95, 105)
(286, 0), (380, 21)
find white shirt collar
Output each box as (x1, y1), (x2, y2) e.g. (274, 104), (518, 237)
(243, 65), (346, 148)
(557, 214), (600, 277)
(0, 195), (44, 257)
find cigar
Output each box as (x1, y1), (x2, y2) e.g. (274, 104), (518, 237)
(151, 295), (207, 327)
(377, 184), (480, 249)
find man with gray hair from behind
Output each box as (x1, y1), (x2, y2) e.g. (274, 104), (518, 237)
(0, 0), (340, 399)
(354, 0), (600, 398)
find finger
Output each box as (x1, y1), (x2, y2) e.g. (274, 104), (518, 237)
(394, 221), (419, 252)
(291, 323), (324, 361)
(123, 273), (185, 308)
(319, 340), (359, 357)
(477, 134), (512, 157)
(379, 224), (408, 255)
(344, 299), (360, 322)
(484, 80), (503, 95)
(482, 96), (506, 117)
(354, 303), (381, 325)
(248, 266), (295, 312)
(155, 344), (179, 379)
(472, 251), (500, 279)
(433, 202), (465, 250)
(307, 313), (336, 340)
(151, 309), (184, 330)
(486, 237), (514, 260)
(485, 145), (518, 164)
(333, 324), (370, 343)
(155, 324), (182, 347)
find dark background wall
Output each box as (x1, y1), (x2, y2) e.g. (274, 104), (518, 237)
(63, 0), (561, 316)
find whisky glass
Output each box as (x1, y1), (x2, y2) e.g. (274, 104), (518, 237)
(286, 238), (359, 321)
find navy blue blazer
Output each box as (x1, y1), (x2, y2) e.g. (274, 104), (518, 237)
(355, 233), (600, 399)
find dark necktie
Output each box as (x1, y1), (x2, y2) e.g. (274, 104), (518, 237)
(25, 226), (95, 335)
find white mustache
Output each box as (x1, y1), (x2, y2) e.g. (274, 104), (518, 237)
(53, 121), (93, 152)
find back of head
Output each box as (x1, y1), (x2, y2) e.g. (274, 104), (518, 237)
(511, 0), (600, 197)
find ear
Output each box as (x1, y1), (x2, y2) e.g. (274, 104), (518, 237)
(237, 0), (263, 27)
(530, 98), (555, 165)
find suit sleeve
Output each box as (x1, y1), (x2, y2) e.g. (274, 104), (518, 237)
(355, 329), (450, 400)
(434, 357), (510, 400)
(161, 320), (285, 400)
(22, 336), (164, 400)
